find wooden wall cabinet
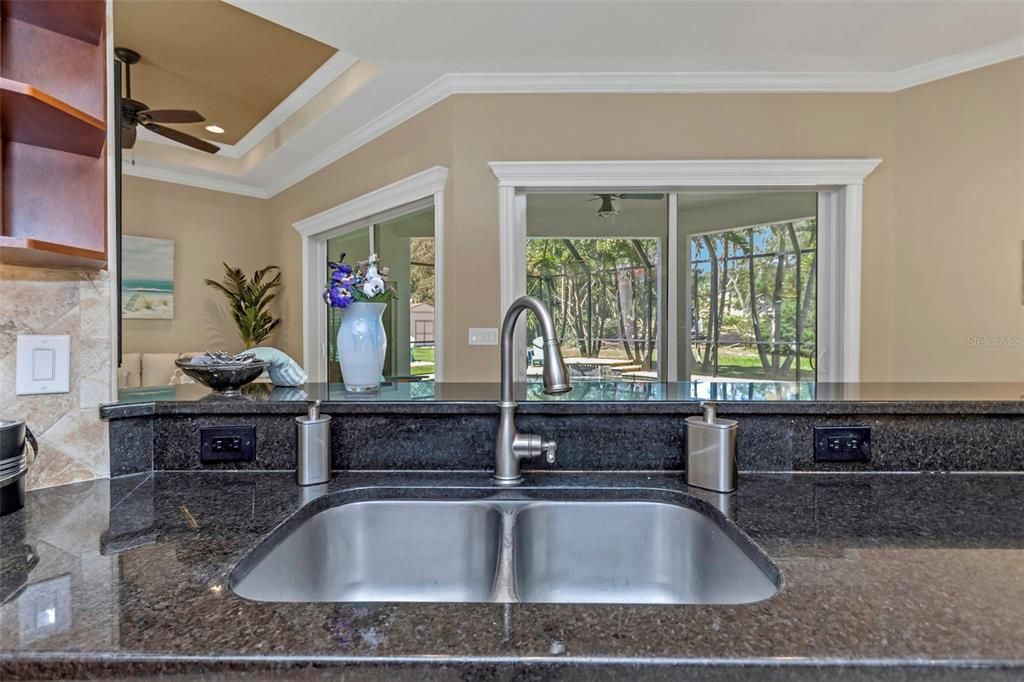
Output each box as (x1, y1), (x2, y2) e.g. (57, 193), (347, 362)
(0, 0), (108, 270)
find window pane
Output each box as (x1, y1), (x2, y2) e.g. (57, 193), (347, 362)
(684, 195), (817, 382)
(374, 207), (435, 380)
(325, 228), (371, 384)
(526, 236), (663, 381)
(325, 206), (435, 384)
(525, 192), (667, 382)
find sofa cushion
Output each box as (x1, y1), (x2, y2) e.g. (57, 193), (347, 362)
(141, 352), (203, 387)
(118, 353), (142, 388)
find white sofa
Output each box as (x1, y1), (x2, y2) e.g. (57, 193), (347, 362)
(118, 352), (204, 388)
(119, 352), (275, 388)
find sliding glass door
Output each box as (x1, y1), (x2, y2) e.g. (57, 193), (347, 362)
(325, 205), (435, 384)
(687, 218), (817, 382)
(679, 191), (817, 383)
(523, 190), (819, 384)
(325, 228), (369, 384)
(525, 193), (667, 382)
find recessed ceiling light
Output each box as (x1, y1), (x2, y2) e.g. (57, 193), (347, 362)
(205, 124), (225, 134)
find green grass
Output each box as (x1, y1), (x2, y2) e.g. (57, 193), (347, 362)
(411, 346), (434, 362)
(411, 346), (435, 375)
(695, 347), (815, 380)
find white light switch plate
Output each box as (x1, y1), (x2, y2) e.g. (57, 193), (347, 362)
(468, 328), (498, 345)
(16, 335), (71, 395)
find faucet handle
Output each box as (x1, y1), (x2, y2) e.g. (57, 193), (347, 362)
(542, 440), (557, 464)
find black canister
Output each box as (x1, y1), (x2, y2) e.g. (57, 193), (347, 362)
(1, 420), (37, 517)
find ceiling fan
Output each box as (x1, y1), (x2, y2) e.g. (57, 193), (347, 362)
(588, 193), (665, 218)
(115, 47), (219, 154)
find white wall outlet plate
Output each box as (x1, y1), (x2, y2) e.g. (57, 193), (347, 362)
(468, 328), (499, 345)
(16, 335), (71, 395)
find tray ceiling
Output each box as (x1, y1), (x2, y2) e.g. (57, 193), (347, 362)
(121, 0), (1024, 197)
(113, 0), (336, 145)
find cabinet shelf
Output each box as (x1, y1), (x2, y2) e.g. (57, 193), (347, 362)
(0, 236), (107, 270)
(0, 78), (106, 157)
(0, 0), (105, 45)
(0, 0), (108, 272)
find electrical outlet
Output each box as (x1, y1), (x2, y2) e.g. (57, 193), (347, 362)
(200, 426), (255, 464)
(468, 328), (498, 345)
(814, 426), (871, 462)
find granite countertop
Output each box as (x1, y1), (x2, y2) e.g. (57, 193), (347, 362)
(101, 381), (1024, 419)
(2, 470), (1024, 678)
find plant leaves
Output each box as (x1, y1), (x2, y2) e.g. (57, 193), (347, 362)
(205, 263), (282, 347)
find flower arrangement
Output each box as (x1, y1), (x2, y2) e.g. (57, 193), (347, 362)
(323, 253), (397, 309)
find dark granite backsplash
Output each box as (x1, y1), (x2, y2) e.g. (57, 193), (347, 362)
(104, 402), (1024, 476)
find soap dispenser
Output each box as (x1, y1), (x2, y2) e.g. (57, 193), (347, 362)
(295, 400), (332, 486)
(685, 402), (737, 493)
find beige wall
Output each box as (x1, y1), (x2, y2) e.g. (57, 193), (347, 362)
(268, 98), (454, 364)
(447, 92), (895, 380)
(122, 176), (276, 354)
(888, 59), (1024, 381)
(256, 59), (1024, 382)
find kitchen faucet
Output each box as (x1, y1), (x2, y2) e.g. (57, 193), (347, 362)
(493, 296), (572, 485)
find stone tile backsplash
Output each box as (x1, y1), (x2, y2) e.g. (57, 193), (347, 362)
(0, 264), (112, 490)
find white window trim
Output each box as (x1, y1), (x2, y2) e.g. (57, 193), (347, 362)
(293, 165), (448, 382)
(489, 159), (881, 383)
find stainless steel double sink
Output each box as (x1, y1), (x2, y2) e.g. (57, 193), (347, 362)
(230, 489), (779, 605)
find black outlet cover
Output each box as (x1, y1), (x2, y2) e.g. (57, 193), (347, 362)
(814, 426), (871, 463)
(200, 425), (256, 464)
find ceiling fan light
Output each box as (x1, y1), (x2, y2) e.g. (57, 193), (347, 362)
(205, 124), (225, 134)
(597, 195), (617, 218)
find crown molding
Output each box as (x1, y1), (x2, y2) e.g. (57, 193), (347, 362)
(122, 157), (270, 198)
(446, 70), (890, 94)
(488, 159), (883, 188)
(446, 38), (1023, 95)
(264, 75), (452, 197)
(138, 51), (360, 159)
(292, 165), (448, 237)
(128, 37), (1019, 199)
(891, 36), (1024, 90)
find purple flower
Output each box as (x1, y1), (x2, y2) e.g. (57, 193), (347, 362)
(328, 259), (353, 273)
(323, 284), (353, 308)
(333, 270), (356, 288)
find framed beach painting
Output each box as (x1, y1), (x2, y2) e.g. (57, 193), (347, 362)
(122, 236), (174, 319)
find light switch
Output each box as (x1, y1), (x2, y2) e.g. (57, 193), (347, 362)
(32, 348), (56, 381)
(16, 335), (71, 395)
(468, 328), (498, 345)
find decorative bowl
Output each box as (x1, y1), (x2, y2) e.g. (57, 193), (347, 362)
(175, 357), (267, 395)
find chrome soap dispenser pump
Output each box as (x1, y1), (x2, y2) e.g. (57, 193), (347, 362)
(685, 401), (738, 493)
(295, 400), (332, 486)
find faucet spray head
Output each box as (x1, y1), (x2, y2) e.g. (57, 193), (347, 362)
(541, 339), (572, 395)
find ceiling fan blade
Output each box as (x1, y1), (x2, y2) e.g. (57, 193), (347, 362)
(141, 109), (205, 124)
(144, 122), (219, 154)
(619, 193), (665, 200)
(121, 124), (137, 149)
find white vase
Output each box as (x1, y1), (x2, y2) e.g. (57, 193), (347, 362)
(336, 301), (387, 392)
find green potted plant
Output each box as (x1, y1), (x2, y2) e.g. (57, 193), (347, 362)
(205, 264), (282, 349)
